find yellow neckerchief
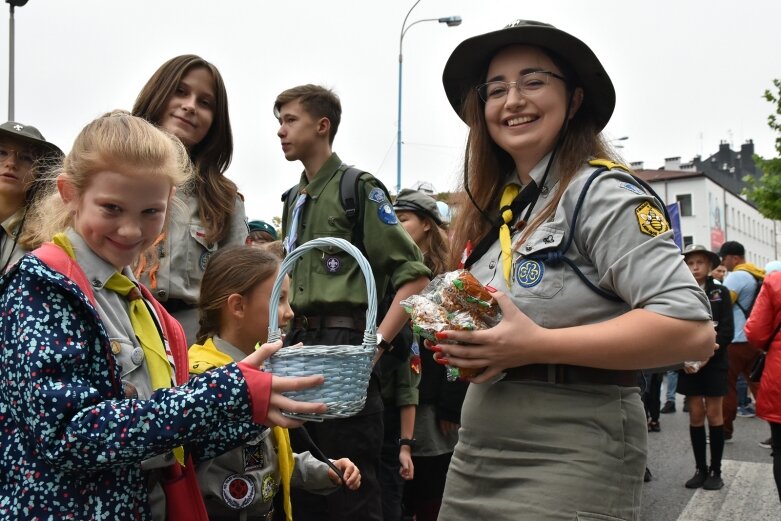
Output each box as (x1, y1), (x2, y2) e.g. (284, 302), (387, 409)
(499, 183), (521, 285)
(189, 337), (294, 521)
(52, 232), (184, 466)
(730, 263), (766, 304)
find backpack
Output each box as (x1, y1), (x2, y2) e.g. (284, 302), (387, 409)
(282, 167), (412, 368)
(733, 269), (763, 319)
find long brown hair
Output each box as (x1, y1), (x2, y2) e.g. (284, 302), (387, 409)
(448, 46), (620, 268)
(196, 246), (280, 344)
(132, 54), (236, 245)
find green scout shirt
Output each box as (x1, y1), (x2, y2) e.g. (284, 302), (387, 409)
(281, 153), (431, 315)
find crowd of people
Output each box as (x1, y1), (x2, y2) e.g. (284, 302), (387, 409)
(0, 16), (777, 521)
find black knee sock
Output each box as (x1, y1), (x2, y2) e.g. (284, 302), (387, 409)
(690, 425), (707, 471)
(709, 424), (725, 474)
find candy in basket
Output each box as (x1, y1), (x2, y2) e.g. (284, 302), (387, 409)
(401, 270), (501, 380)
(265, 238), (378, 421)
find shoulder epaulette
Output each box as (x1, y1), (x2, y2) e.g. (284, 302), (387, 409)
(588, 158), (631, 172)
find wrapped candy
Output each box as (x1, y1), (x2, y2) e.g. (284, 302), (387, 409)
(401, 270), (502, 380)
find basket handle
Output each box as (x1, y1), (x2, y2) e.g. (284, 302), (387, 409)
(267, 237), (378, 348)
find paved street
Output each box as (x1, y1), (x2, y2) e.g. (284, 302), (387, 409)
(641, 392), (779, 520)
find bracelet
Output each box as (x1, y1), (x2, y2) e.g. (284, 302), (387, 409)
(398, 438), (416, 448)
(379, 338), (394, 352)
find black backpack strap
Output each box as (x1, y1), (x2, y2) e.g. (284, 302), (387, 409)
(338, 165), (392, 254)
(280, 184), (300, 241)
(526, 165), (671, 303)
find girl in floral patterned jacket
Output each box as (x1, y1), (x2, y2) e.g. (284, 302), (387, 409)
(0, 111), (325, 520)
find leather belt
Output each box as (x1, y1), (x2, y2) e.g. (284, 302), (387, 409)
(292, 314), (366, 332)
(504, 364), (638, 387)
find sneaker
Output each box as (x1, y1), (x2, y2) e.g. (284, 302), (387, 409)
(647, 420), (661, 432)
(725, 433), (734, 444)
(703, 469), (724, 490)
(737, 405), (756, 418)
(683, 401), (690, 413)
(644, 467), (653, 482)
(660, 400), (676, 414)
(759, 437), (772, 449)
(685, 468), (708, 489)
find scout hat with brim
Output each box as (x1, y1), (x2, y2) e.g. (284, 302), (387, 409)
(442, 19), (615, 131)
(683, 243), (721, 270)
(0, 121), (63, 158)
(248, 219), (278, 240)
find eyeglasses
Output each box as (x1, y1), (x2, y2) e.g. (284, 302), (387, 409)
(0, 145), (36, 168)
(476, 71), (568, 103)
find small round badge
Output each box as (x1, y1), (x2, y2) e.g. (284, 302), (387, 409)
(131, 346), (145, 365)
(222, 474), (255, 510)
(325, 256), (341, 273)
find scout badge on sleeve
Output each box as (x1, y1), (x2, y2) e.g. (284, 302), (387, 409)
(635, 201), (670, 237)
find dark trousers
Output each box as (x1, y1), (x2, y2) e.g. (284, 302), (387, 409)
(643, 372), (663, 422)
(404, 452), (453, 521)
(771, 422), (781, 503)
(286, 326), (384, 521)
(379, 405), (404, 521)
(723, 342), (761, 437)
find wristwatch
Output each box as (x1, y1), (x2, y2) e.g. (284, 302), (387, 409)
(398, 438), (416, 448)
(378, 334), (394, 353)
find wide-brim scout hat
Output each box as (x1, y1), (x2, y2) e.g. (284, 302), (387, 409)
(683, 243), (721, 270)
(393, 188), (443, 226)
(442, 19), (615, 131)
(0, 121), (62, 159)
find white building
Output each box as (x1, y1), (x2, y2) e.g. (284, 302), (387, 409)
(633, 142), (779, 267)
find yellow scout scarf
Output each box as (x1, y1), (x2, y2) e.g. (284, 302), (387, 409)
(499, 184), (521, 285)
(189, 338), (295, 521)
(52, 233), (184, 465)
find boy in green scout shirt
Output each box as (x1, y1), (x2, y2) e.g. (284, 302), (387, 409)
(274, 84), (431, 521)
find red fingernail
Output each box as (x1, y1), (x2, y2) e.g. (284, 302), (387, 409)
(430, 345), (442, 353)
(435, 331), (449, 340)
(434, 356), (450, 365)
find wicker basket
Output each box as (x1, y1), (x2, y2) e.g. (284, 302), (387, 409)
(266, 237), (377, 421)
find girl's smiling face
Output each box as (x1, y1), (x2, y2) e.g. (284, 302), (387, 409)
(59, 168), (172, 271)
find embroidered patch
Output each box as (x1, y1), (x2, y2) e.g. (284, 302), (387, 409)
(222, 475), (255, 510)
(619, 182), (645, 196)
(378, 202), (399, 224)
(243, 439), (266, 471)
(410, 340), (421, 374)
(514, 259), (544, 288)
(261, 474), (278, 503)
(369, 188), (387, 203)
(708, 289), (722, 302)
(325, 256), (341, 273)
(635, 201), (670, 237)
(199, 251), (212, 271)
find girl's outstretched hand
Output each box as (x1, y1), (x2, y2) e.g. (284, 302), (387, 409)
(330, 458), (361, 490)
(244, 340), (327, 428)
(429, 291), (544, 384)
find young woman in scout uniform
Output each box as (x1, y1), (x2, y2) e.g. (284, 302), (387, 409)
(0, 111), (325, 520)
(0, 120), (62, 272)
(133, 54), (248, 344)
(432, 20), (716, 520)
(678, 244), (733, 491)
(393, 189), (467, 521)
(189, 245), (360, 521)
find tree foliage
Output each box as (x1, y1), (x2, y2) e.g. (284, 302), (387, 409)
(744, 78), (781, 219)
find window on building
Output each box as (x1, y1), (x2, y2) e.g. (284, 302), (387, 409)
(683, 236), (694, 248)
(676, 194), (693, 216)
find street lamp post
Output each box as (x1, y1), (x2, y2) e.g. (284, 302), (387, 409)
(396, 1), (460, 193)
(6, 0), (29, 121)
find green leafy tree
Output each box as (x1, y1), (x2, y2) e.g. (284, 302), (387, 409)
(744, 79), (781, 218)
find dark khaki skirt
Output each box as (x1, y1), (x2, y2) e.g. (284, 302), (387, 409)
(439, 380), (646, 521)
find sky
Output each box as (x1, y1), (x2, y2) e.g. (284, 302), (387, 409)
(1, 0), (779, 224)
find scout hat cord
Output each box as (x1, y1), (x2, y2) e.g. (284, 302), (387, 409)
(463, 88), (575, 271)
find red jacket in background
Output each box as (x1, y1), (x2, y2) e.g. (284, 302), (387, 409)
(745, 271), (781, 423)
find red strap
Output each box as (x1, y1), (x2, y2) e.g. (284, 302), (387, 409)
(32, 242), (97, 307)
(139, 285), (189, 386)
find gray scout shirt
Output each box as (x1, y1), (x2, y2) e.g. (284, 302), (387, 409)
(1, 209), (26, 272)
(194, 336), (337, 519)
(142, 192), (248, 343)
(469, 156), (711, 331)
